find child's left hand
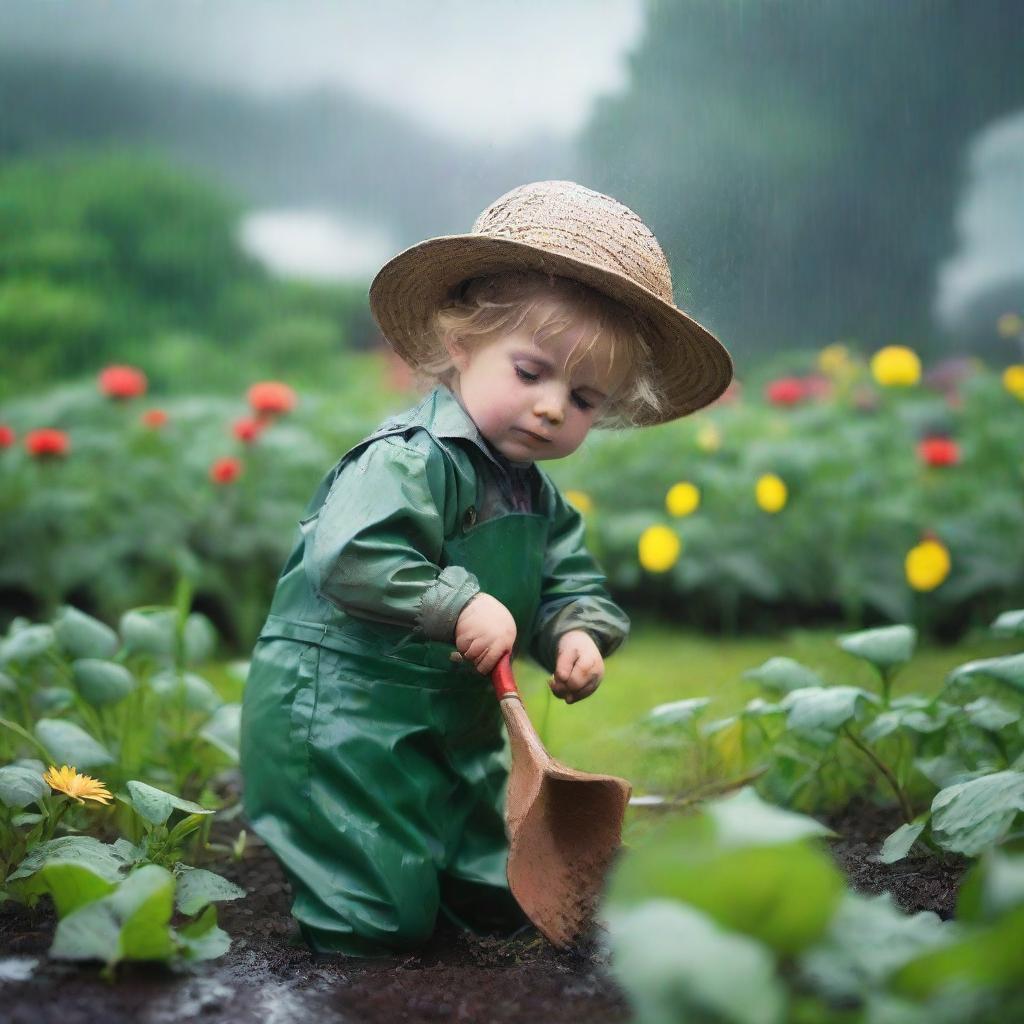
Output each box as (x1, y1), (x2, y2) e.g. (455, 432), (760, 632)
(550, 630), (604, 704)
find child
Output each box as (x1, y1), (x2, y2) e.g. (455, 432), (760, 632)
(239, 180), (733, 957)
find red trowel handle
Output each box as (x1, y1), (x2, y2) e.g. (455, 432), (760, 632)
(491, 651), (519, 700)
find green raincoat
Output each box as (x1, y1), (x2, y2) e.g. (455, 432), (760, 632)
(240, 385), (629, 956)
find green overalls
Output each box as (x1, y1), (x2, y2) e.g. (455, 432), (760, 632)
(240, 386), (629, 956)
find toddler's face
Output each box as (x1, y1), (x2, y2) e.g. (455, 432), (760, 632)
(447, 318), (625, 463)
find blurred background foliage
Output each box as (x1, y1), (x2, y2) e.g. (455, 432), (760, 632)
(1, 0), (1021, 393)
(0, 0), (1021, 650)
(0, 152), (374, 400)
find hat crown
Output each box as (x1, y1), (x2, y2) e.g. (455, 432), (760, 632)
(470, 180), (675, 305)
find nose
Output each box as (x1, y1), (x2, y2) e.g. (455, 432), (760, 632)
(533, 384), (565, 425)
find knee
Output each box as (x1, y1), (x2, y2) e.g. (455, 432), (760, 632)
(376, 881), (438, 949)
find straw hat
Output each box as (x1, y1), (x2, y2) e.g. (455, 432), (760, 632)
(369, 180), (733, 425)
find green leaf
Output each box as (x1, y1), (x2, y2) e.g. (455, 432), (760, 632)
(174, 866), (245, 915)
(963, 697), (1020, 733)
(930, 770), (1024, 856)
(606, 809), (843, 954)
(49, 864), (177, 967)
(957, 850), (1024, 923)
(643, 697), (711, 728)
(110, 838), (144, 867)
(742, 698), (784, 717)
(837, 625), (916, 671)
(53, 607), (119, 660)
(150, 670), (222, 714)
(183, 613), (218, 665)
(779, 686), (878, 736)
(876, 822), (926, 864)
(126, 780), (213, 827)
(799, 893), (954, 1001)
(743, 657), (826, 694)
(991, 609), (1024, 637)
(31, 687), (75, 714)
(177, 903), (231, 962)
(0, 625), (56, 666)
(119, 608), (178, 659)
(18, 860), (117, 917)
(607, 901), (786, 1024)
(704, 787), (836, 847)
(0, 764), (48, 808)
(199, 703), (241, 762)
(34, 719), (113, 769)
(861, 991), (992, 1024)
(946, 653), (1024, 695)
(913, 754), (983, 790)
(71, 659), (136, 707)
(7, 836), (132, 883)
(892, 906), (1024, 998)
(863, 703), (955, 742)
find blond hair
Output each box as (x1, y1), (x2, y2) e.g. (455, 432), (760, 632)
(417, 271), (665, 428)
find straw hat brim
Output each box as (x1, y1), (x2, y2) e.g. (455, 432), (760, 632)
(369, 234), (733, 426)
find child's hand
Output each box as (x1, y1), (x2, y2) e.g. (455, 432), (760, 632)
(454, 593), (517, 675)
(550, 630), (604, 704)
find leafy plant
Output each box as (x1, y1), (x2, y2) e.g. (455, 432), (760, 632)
(604, 788), (1024, 1023)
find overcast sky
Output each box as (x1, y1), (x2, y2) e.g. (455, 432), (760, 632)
(2, 0), (646, 146)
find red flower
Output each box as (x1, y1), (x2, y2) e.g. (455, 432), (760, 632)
(0, 425), (15, 448)
(25, 428), (70, 458)
(98, 365), (148, 400)
(917, 436), (960, 467)
(248, 381), (296, 418)
(209, 456), (243, 484)
(141, 409), (169, 429)
(765, 377), (807, 406)
(232, 417), (263, 443)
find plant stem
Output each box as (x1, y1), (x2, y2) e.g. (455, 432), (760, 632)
(842, 725), (914, 823)
(44, 798), (70, 842)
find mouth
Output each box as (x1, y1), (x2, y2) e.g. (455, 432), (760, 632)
(514, 427), (552, 443)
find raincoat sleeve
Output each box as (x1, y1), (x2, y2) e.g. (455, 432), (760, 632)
(304, 436), (480, 641)
(528, 477), (630, 673)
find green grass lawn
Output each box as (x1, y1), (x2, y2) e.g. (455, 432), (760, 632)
(513, 618), (1021, 797)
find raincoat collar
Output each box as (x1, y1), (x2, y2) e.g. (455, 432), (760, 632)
(408, 386), (537, 475)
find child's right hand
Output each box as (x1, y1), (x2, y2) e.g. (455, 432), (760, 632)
(453, 593), (517, 675)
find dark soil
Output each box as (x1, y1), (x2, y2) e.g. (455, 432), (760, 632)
(0, 796), (969, 1022)
(0, 820), (629, 1024)
(822, 799), (968, 919)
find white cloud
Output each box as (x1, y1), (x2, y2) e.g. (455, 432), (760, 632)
(239, 208), (398, 281)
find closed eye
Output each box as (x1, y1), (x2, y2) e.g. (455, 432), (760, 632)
(515, 363), (597, 411)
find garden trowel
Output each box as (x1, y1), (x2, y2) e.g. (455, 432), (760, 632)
(490, 652), (631, 947)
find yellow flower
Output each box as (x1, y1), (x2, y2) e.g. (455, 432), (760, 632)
(818, 342), (851, 376)
(564, 489), (593, 515)
(996, 312), (1023, 338)
(870, 345), (921, 387)
(1003, 365), (1024, 401)
(43, 764), (113, 805)
(666, 481), (701, 517)
(638, 525), (681, 573)
(755, 474), (788, 513)
(905, 538), (951, 592)
(696, 423), (722, 452)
